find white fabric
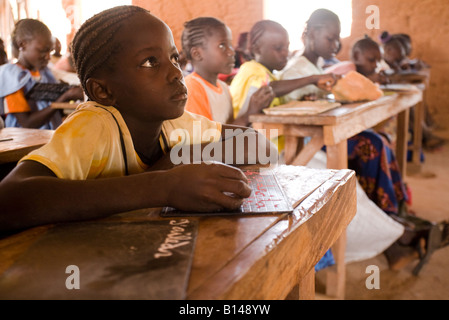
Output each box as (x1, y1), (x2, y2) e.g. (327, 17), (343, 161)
(307, 151), (405, 263)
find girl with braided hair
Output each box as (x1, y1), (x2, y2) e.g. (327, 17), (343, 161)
(0, 5), (277, 233)
(182, 16), (274, 126)
(0, 19), (83, 129)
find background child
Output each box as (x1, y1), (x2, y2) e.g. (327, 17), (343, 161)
(351, 36), (389, 84)
(230, 19), (336, 120)
(0, 19), (83, 129)
(281, 8), (408, 216)
(182, 16), (274, 126)
(0, 5), (277, 233)
(379, 31), (407, 73)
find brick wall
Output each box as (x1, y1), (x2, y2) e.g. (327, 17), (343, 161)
(133, 0), (263, 52)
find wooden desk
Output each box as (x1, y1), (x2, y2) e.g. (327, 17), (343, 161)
(0, 165), (356, 300)
(250, 90), (422, 177)
(0, 128), (53, 164)
(249, 89), (422, 299)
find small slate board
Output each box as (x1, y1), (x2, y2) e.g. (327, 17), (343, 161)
(0, 218), (198, 300)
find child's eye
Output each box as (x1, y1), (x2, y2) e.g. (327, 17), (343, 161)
(141, 57), (159, 68)
(218, 43), (233, 52)
(171, 54), (180, 65)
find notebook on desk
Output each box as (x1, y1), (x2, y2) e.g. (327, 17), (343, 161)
(161, 169), (294, 217)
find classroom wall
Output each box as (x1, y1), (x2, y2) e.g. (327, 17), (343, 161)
(339, 0), (449, 128)
(132, 0), (263, 52)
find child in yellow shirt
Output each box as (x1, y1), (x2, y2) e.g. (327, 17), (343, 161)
(0, 6), (277, 233)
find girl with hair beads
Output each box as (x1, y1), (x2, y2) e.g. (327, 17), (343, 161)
(182, 16), (274, 126)
(379, 32), (407, 73)
(0, 5), (277, 233)
(0, 19), (83, 129)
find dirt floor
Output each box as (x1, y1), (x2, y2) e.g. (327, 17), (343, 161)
(316, 128), (449, 300)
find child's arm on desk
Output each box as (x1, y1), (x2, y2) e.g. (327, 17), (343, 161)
(270, 73), (337, 97)
(0, 160), (251, 232)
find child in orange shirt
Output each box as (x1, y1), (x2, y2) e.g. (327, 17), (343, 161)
(182, 17), (274, 126)
(0, 19), (83, 129)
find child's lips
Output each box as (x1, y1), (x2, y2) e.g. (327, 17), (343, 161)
(171, 88), (188, 101)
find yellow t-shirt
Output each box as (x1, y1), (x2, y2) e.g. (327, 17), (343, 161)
(230, 60), (284, 151)
(20, 101), (222, 179)
(230, 60), (284, 119)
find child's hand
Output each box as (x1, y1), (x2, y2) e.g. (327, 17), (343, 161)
(369, 71), (390, 84)
(248, 85), (275, 114)
(58, 86), (84, 102)
(316, 74), (339, 91)
(166, 162), (252, 212)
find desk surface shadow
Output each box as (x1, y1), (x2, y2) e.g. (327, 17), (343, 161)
(0, 219), (198, 300)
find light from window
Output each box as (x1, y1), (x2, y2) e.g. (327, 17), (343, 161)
(263, 0), (352, 52)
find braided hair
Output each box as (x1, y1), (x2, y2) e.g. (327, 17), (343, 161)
(248, 20), (286, 58)
(71, 5), (149, 99)
(11, 19), (52, 59)
(181, 17), (226, 60)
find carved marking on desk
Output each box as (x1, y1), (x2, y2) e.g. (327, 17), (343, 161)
(154, 219), (193, 259)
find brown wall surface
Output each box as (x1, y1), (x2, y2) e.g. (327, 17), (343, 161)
(133, 0), (263, 53)
(133, 0), (449, 128)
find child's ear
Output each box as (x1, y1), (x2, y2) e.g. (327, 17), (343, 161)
(190, 47), (203, 61)
(85, 78), (116, 106)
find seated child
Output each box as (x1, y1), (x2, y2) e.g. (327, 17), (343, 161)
(230, 20), (336, 119)
(384, 32), (430, 71)
(281, 8), (408, 216)
(182, 16), (274, 126)
(351, 35), (389, 84)
(0, 19), (83, 129)
(0, 5), (277, 233)
(379, 31), (407, 73)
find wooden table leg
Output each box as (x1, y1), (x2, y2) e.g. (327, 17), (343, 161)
(325, 231), (347, 299)
(298, 268), (315, 300)
(408, 101), (424, 175)
(396, 108), (410, 178)
(325, 140), (348, 299)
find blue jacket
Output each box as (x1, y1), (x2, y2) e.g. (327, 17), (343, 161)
(0, 63), (61, 129)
